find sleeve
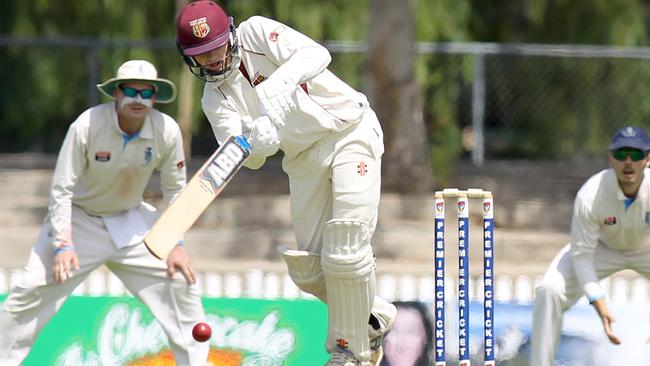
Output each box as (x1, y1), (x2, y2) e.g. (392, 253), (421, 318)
(238, 16), (332, 87)
(159, 118), (187, 209)
(569, 191), (604, 302)
(201, 88), (267, 170)
(48, 121), (88, 249)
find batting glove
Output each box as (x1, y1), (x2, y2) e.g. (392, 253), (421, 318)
(242, 116), (281, 158)
(255, 78), (295, 127)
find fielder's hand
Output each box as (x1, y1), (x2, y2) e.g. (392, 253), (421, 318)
(167, 245), (196, 284)
(242, 116), (281, 158)
(53, 250), (80, 284)
(592, 298), (622, 345)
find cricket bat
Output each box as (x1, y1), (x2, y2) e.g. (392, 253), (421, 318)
(144, 135), (251, 259)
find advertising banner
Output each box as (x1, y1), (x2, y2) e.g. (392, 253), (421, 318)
(382, 300), (650, 366)
(4, 295), (650, 365)
(0, 296), (329, 366)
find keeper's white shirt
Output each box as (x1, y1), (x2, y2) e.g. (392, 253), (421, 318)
(201, 15), (369, 167)
(571, 168), (650, 300)
(49, 102), (186, 248)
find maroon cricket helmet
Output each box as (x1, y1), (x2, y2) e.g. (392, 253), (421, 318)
(176, 0), (231, 56)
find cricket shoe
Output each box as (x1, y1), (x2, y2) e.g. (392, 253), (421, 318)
(368, 302), (397, 365)
(325, 347), (370, 366)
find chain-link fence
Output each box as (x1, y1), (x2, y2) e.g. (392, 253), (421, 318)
(3, 36), (650, 164)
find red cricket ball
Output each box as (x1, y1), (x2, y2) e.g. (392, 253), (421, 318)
(192, 322), (212, 342)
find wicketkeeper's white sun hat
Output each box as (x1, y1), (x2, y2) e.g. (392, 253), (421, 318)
(97, 60), (177, 103)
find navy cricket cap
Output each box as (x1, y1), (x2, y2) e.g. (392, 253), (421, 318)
(609, 126), (650, 152)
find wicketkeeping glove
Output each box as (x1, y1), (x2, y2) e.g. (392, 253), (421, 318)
(241, 116), (281, 158)
(255, 78), (296, 127)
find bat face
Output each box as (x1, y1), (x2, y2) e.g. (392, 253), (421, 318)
(144, 135), (250, 259)
(200, 139), (248, 194)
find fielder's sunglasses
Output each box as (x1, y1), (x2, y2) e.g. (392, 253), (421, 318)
(119, 85), (156, 99)
(611, 148), (648, 162)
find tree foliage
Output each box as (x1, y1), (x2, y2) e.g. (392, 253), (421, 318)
(3, 0), (650, 188)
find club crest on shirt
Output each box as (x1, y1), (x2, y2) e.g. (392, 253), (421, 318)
(95, 151), (111, 162)
(603, 216), (617, 225)
(177, 160), (185, 169)
(252, 72), (267, 86)
(144, 147), (153, 166)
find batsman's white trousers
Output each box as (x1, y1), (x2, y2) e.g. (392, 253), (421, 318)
(530, 243), (650, 366)
(282, 108), (384, 361)
(283, 108), (384, 253)
(0, 204), (209, 366)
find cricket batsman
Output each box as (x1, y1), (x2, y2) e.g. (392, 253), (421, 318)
(175, 1), (397, 365)
(531, 126), (650, 365)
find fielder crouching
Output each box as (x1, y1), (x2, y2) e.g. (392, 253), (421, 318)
(0, 60), (209, 365)
(175, 1), (397, 365)
(531, 125), (650, 365)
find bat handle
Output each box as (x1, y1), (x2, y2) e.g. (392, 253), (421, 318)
(235, 135), (251, 151)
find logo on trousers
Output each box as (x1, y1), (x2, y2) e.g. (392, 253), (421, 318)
(604, 216), (617, 225)
(357, 162), (367, 176)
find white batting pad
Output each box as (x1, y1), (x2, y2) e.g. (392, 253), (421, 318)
(321, 219), (376, 362)
(278, 245), (326, 300)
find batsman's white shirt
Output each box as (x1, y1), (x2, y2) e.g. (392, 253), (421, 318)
(49, 102), (186, 248)
(202, 15), (372, 164)
(571, 168), (650, 301)
(201, 15), (384, 248)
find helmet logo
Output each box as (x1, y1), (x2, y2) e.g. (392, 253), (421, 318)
(622, 126), (637, 137)
(189, 17), (211, 39)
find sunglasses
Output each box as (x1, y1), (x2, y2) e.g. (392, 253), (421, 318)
(611, 148), (648, 162)
(119, 85), (155, 99)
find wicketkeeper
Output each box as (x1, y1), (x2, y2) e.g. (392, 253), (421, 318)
(0, 60), (209, 365)
(175, 1), (397, 365)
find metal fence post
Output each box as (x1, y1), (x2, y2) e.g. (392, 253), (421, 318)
(472, 53), (486, 167)
(86, 46), (100, 106)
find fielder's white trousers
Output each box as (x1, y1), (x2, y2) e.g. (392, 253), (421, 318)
(0, 204), (209, 366)
(530, 242), (650, 366)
